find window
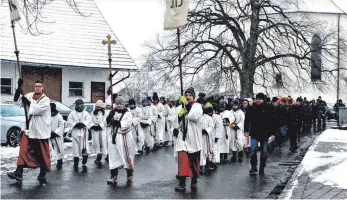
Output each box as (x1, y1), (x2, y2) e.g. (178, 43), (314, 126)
(275, 73), (283, 88)
(69, 81), (83, 97)
(1, 78), (12, 94)
(311, 34), (322, 81)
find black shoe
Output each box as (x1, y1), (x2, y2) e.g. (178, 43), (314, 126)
(175, 185), (186, 192)
(37, 171), (46, 182)
(82, 155), (88, 165)
(73, 157), (79, 170)
(94, 159), (101, 165)
(7, 170), (23, 182)
(230, 157), (237, 163)
(57, 159), (63, 170)
(289, 148), (298, 153)
(249, 166), (258, 175)
(237, 158), (243, 163)
(105, 155), (109, 163)
(259, 166), (265, 175)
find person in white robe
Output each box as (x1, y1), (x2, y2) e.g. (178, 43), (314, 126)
(174, 87), (203, 192)
(106, 98), (136, 184)
(128, 98), (144, 154)
(171, 100), (181, 158)
(211, 105), (223, 166)
(229, 99), (246, 163)
(199, 103), (214, 173)
(139, 98), (153, 154)
(49, 103), (65, 170)
(67, 99), (93, 170)
(148, 96), (158, 149)
(8, 79), (52, 182)
(90, 100), (107, 165)
(152, 92), (166, 146)
(160, 96), (172, 146)
(219, 100), (234, 163)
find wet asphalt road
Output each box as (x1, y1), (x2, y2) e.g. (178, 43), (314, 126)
(1, 127), (330, 199)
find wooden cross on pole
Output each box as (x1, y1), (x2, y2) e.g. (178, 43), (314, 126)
(102, 34), (117, 105)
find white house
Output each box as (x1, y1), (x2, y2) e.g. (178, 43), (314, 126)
(0, 0), (137, 106)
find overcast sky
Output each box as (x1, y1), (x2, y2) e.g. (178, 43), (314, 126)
(94, 0), (166, 67)
(94, 0), (347, 68)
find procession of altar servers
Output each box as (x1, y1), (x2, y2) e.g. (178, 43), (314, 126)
(49, 94), (247, 184)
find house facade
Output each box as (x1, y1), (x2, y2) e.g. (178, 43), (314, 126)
(0, 0), (137, 106)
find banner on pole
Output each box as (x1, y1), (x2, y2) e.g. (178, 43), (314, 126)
(8, 0), (21, 22)
(164, 0), (189, 30)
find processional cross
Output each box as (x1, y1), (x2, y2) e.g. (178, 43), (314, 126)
(102, 34), (117, 104)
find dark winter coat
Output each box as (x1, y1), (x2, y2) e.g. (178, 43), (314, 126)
(302, 105), (313, 122)
(244, 102), (274, 141)
(287, 105), (300, 127)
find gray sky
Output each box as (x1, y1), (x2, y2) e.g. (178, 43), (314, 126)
(94, 0), (166, 67)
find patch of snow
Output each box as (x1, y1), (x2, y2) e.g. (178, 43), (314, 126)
(0, 141), (96, 175)
(300, 129), (347, 189)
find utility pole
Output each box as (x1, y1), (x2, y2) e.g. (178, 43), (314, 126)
(337, 14), (341, 100)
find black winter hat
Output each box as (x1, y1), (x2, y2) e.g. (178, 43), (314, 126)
(296, 97), (303, 102)
(198, 93), (206, 98)
(255, 93), (265, 100)
(272, 97), (279, 102)
(185, 87), (196, 99)
(75, 99), (84, 106)
(288, 98), (293, 104)
(128, 98), (136, 105)
(153, 92), (159, 101)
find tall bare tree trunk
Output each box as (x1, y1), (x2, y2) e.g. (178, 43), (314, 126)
(239, 0), (260, 98)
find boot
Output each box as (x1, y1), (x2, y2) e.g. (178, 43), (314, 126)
(37, 169), (47, 182)
(249, 165), (258, 175)
(238, 151), (243, 163)
(107, 168), (118, 185)
(105, 154), (109, 163)
(82, 155), (88, 165)
(94, 154), (102, 165)
(230, 151), (237, 163)
(175, 176), (186, 192)
(126, 169), (133, 182)
(249, 152), (258, 175)
(7, 167), (23, 182)
(191, 176), (198, 189)
(259, 153), (268, 175)
(73, 157), (79, 170)
(57, 159), (63, 170)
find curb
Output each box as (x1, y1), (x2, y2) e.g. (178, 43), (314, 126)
(266, 134), (319, 199)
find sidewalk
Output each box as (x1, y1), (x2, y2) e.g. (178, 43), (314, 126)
(279, 129), (347, 199)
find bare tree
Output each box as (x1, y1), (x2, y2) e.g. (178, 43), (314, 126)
(144, 0), (346, 97)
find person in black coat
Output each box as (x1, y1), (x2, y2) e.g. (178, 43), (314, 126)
(287, 99), (300, 153)
(302, 101), (313, 135)
(316, 96), (327, 131)
(244, 93), (275, 175)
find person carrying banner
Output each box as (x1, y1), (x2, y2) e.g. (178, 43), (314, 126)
(174, 87), (203, 192)
(7, 79), (52, 183)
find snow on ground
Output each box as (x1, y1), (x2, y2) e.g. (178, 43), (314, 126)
(0, 141), (97, 175)
(284, 129), (347, 196)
